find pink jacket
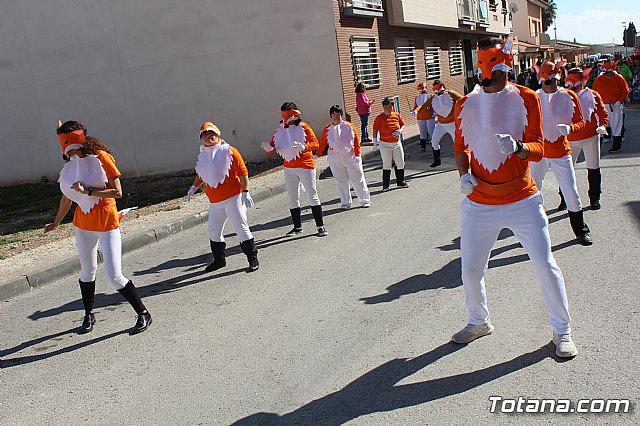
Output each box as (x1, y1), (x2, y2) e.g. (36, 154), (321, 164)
(356, 92), (374, 115)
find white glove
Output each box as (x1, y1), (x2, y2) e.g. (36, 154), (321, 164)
(186, 185), (197, 203)
(596, 125), (608, 135)
(241, 191), (254, 208)
(410, 110), (417, 117)
(460, 173), (478, 195)
(392, 128), (403, 138)
(495, 134), (517, 155)
(292, 141), (306, 150)
(372, 138), (379, 151)
(557, 124), (572, 137)
(261, 142), (273, 152)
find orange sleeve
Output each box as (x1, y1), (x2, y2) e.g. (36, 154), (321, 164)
(453, 99), (469, 155)
(303, 123), (319, 152)
(449, 90), (464, 102)
(373, 114), (382, 131)
(594, 91), (609, 126)
(568, 90), (585, 135)
(231, 147), (248, 176)
(98, 151), (121, 179)
(317, 124), (330, 157)
(350, 122), (361, 157)
(618, 75), (630, 103)
(521, 87), (544, 162)
(399, 114), (405, 127)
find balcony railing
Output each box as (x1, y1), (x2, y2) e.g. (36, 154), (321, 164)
(343, 0), (384, 18)
(458, 0), (490, 27)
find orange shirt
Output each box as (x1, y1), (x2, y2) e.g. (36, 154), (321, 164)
(203, 147), (248, 203)
(268, 122), (318, 169)
(542, 89), (585, 158)
(454, 84), (544, 205)
(373, 112), (405, 143)
(72, 150), (120, 232)
(415, 94), (435, 120)
(592, 73), (630, 104)
(317, 121), (361, 157)
(569, 89), (609, 141)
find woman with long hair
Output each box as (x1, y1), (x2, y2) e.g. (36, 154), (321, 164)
(355, 82), (374, 142)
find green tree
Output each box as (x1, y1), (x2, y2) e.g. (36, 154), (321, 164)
(541, 1), (556, 33)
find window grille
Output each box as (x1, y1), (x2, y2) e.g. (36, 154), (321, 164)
(424, 46), (442, 80)
(449, 41), (464, 76)
(395, 46), (417, 83)
(350, 36), (381, 88)
(350, 0), (383, 12)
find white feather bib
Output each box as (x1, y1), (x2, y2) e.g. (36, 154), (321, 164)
(274, 123), (306, 162)
(432, 91), (454, 118)
(537, 88), (575, 142)
(577, 88), (597, 125)
(327, 122), (354, 155)
(195, 142), (233, 189)
(58, 155), (107, 213)
(459, 84), (528, 173)
(416, 92), (430, 107)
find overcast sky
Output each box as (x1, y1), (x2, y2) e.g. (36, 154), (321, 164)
(549, 0), (639, 45)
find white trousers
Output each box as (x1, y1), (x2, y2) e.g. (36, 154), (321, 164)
(460, 192), (571, 334)
(379, 141), (405, 170)
(327, 152), (370, 205)
(570, 135), (600, 169)
(431, 122), (456, 150)
(605, 104), (624, 136)
(417, 119), (435, 140)
(284, 167), (321, 209)
(208, 193), (253, 243)
(530, 155), (583, 212)
(75, 227), (128, 290)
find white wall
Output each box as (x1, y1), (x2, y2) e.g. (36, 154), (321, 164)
(0, 0), (343, 185)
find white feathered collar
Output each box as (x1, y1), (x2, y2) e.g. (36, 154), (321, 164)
(432, 91), (454, 118)
(195, 141), (233, 189)
(274, 123), (306, 162)
(537, 87), (575, 142)
(58, 155), (108, 213)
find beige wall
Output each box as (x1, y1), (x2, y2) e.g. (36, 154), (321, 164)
(0, 0), (343, 185)
(387, 0), (460, 29)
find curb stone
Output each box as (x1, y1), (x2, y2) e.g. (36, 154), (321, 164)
(0, 135), (419, 301)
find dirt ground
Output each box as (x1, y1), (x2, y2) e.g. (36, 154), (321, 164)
(0, 158), (283, 260)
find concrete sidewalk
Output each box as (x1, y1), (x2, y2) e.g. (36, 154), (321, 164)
(0, 124), (423, 300)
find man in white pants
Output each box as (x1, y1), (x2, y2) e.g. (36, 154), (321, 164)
(426, 80), (463, 167)
(372, 97), (409, 191)
(530, 62), (592, 246)
(560, 67), (609, 210)
(317, 105), (371, 209)
(452, 36), (578, 358)
(410, 82), (435, 151)
(593, 59), (630, 153)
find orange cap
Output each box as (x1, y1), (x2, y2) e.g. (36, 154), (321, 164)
(199, 121), (221, 137)
(281, 109), (301, 124)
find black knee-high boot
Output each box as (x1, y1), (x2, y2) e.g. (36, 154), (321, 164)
(206, 240), (226, 272)
(79, 279), (96, 333)
(240, 238), (259, 272)
(609, 136), (622, 152)
(430, 149), (441, 167)
(287, 207), (302, 234)
(568, 210), (593, 246)
(310, 205), (328, 236)
(118, 281), (152, 333)
(420, 139), (427, 151)
(557, 189), (566, 210)
(587, 168), (601, 209)
(382, 169), (391, 190)
(395, 168), (409, 188)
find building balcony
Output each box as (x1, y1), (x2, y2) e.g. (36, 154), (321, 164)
(343, 0), (385, 18)
(458, 0), (490, 28)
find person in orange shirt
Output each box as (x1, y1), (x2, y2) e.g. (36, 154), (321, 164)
(44, 121), (152, 334)
(560, 67), (609, 210)
(452, 37), (577, 358)
(316, 105), (371, 209)
(409, 82), (435, 151)
(592, 59), (630, 152)
(372, 97), (409, 191)
(187, 122), (259, 273)
(262, 102), (327, 237)
(426, 80), (463, 168)
(531, 62), (592, 246)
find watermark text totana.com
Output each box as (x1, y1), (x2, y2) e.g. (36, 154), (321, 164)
(489, 396), (632, 414)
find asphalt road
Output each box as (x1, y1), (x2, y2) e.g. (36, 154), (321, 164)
(1, 107), (639, 425)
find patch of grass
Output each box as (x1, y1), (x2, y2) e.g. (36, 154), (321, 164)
(0, 236), (22, 245)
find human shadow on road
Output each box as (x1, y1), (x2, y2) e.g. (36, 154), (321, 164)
(0, 329), (128, 369)
(231, 342), (557, 425)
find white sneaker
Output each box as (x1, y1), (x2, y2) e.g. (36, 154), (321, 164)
(341, 203), (352, 210)
(553, 333), (578, 358)
(451, 321), (494, 344)
(361, 201), (371, 208)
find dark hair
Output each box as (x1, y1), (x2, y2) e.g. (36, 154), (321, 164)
(381, 96), (392, 105)
(432, 79), (442, 86)
(329, 105), (343, 116)
(81, 135), (112, 156)
(355, 82), (365, 93)
(568, 67), (583, 75)
(477, 37), (504, 49)
(280, 101), (301, 127)
(57, 120), (87, 136)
